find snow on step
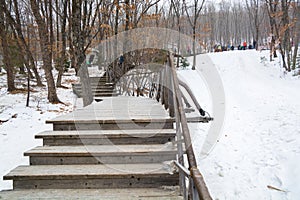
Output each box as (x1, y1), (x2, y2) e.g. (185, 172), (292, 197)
(36, 129), (176, 145)
(24, 144), (177, 165)
(0, 188), (183, 200)
(4, 164), (179, 189)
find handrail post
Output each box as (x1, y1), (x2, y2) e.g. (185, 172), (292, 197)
(168, 64), (175, 117)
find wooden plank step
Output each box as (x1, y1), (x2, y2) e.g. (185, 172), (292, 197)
(74, 89), (115, 93)
(46, 97), (173, 130)
(25, 144), (177, 165)
(4, 164), (179, 189)
(75, 92), (118, 98)
(73, 83), (114, 87)
(90, 76), (111, 80)
(73, 85), (114, 89)
(72, 84), (114, 89)
(48, 120), (173, 131)
(75, 92), (117, 95)
(0, 188), (183, 200)
(36, 129), (176, 146)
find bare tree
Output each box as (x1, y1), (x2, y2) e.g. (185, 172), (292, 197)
(171, 0), (184, 65)
(1, 0), (44, 86)
(246, 0), (261, 49)
(55, 0), (68, 88)
(280, 0), (292, 71)
(69, 0), (103, 106)
(0, 2), (16, 92)
(30, 0), (61, 103)
(292, 0), (300, 70)
(183, 0), (206, 70)
(265, 0), (279, 60)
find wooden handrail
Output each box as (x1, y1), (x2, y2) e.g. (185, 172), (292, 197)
(168, 54), (212, 200)
(179, 80), (206, 116)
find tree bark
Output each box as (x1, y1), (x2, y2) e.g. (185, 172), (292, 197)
(183, 0), (206, 70)
(30, 0), (60, 103)
(56, 0), (68, 87)
(292, 2), (300, 70)
(1, 0), (44, 86)
(0, 3), (16, 92)
(71, 0), (93, 106)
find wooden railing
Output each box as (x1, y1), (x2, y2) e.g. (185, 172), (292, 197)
(112, 54), (213, 199)
(168, 54), (212, 200)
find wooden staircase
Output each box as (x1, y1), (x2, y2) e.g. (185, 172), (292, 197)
(72, 76), (119, 97)
(1, 97), (182, 199)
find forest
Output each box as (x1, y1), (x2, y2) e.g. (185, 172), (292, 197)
(0, 0), (299, 103)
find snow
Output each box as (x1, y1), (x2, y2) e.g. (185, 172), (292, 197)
(0, 72), (78, 190)
(0, 50), (299, 199)
(179, 50), (300, 199)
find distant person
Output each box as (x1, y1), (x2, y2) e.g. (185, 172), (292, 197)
(215, 44), (222, 52)
(230, 45), (235, 51)
(119, 55), (124, 65)
(243, 41), (247, 50)
(253, 40), (257, 49)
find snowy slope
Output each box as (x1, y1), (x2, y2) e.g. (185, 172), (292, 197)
(180, 50), (300, 200)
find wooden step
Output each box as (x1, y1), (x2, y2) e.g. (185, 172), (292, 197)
(72, 85), (114, 89)
(73, 88), (115, 93)
(90, 76), (111, 80)
(25, 144), (177, 165)
(89, 77), (113, 83)
(36, 129), (176, 146)
(73, 82), (114, 87)
(0, 188), (183, 200)
(46, 97), (173, 130)
(47, 120), (173, 131)
(75, 92), (118, 98)
(4, 164), (179, 189)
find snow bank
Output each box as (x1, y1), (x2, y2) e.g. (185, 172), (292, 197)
(180, 50), (300, 199)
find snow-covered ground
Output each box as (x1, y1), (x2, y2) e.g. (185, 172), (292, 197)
(0, 72), (78, 190)
(179, 50), (300, 200)
(0, 50), (299, 199)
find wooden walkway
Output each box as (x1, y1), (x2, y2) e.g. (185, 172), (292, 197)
(0, 96), (183, 199)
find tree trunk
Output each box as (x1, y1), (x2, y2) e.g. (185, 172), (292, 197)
(281, 0), (290, 71)
(30, 0), (60, 103)
(56, 0), (68, 87)
(192, 25), (196, 70)
(49, 0), (54, 64)
(0, 3), (16, 92)
(292, 3), (300, 70)
(2, 0), (44, 86)
(71, 0), (93, 106)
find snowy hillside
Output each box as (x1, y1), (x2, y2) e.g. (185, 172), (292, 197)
(180, 50), (300, 200)
(0, 50), (299, 200)
(0, 74), (77, 190)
